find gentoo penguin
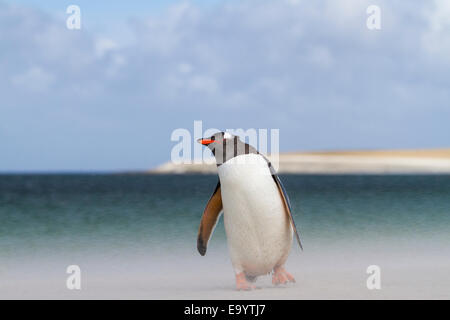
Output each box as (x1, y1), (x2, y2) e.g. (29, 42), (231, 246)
(197, 131), (302, 290)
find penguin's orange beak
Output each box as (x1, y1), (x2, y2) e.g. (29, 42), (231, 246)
(198, 139), (215, 145)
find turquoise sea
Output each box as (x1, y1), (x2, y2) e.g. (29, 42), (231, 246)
(1, 174), (449, 299)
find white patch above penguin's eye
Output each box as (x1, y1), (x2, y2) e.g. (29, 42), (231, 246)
(223, 132), (232, 139)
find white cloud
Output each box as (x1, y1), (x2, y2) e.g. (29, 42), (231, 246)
(422, 0), (450, 63)
(188, 75), (219, 94)
(11, 66), (55, 93)
(178, 62), (193, 74)
(428, 0), (450, 32)
(95, 38), (119, 58)
(305, 45), (333, 68)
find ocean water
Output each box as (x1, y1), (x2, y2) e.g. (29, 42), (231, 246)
(0, 174), (449, 299)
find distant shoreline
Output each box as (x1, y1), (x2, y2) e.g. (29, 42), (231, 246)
(151, 148), (450, 174)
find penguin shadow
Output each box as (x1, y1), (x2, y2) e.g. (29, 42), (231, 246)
(255, 281), (297, 291)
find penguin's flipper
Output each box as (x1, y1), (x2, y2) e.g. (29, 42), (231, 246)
(197, 181), (223, 256)
(263, 157), (303, 250)
(272, 174), (303, 250)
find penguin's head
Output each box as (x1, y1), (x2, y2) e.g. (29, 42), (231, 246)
(197, 131), (258, 166)
(197, 131), (235, 150)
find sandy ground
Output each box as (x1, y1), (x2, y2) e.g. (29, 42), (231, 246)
(1, 245), (449, 299)
(289, 149), (450, 158)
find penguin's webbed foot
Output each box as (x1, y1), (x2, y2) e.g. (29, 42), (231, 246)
(272, 266), (295, 285)
(235, 272), (256, 291)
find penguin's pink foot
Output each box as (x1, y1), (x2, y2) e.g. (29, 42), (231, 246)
(272, 266), (295, 285)
(235, 272), (256, 291)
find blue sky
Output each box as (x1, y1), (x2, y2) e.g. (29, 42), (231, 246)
(1, 0), (450, 172)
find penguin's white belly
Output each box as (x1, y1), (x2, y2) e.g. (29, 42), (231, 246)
(217, 154), (293, 276)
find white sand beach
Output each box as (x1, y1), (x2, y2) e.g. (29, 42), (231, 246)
(2, 241), (449, 299)
(153, 149), (450, 174)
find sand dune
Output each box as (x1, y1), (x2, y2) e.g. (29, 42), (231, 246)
(152, 149), (450, 174)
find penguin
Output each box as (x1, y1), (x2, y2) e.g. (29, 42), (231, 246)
(197, 131), (303, 290)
